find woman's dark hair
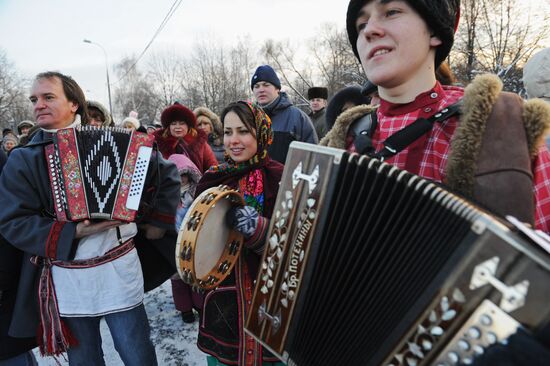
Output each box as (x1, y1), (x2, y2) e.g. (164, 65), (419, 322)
(220, 102), (256, 134)
(35, 71), (88, 125)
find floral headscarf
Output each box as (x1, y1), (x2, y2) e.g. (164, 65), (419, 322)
(209, 101), (273, 174)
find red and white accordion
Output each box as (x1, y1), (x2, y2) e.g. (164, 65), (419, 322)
(46, 126), (154, 222)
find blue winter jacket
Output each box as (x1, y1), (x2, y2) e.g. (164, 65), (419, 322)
(262, 92), (318, 163)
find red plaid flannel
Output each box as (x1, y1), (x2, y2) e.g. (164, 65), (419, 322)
(372, 82), (550, 233)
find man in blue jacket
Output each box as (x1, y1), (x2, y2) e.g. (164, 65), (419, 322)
(251, 65), (318, 163)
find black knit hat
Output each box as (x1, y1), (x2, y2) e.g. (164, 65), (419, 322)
(346, 0), (461, 68)
(325, 86), (370, 130)
(307, 87), (329, 100)
(251, 65), (281, 90)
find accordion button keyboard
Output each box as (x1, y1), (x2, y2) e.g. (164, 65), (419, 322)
(457, 339), (470, 351)
(466, 327), (481, 340)
(485, 332), (497, 345)
(433, 300), (523, 365)
(447, 351), (459, 364)
(479, 314), (492, 326)
(472, 345), (484, 355)
(125, 146), (152, 210)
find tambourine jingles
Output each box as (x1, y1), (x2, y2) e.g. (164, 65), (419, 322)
(176, 185), (245, 290)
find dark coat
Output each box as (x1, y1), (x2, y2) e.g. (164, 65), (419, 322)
(0, 235), (37, 360)
(0, 149), (6, 173)
(0, 130), (180, 339)
(262, 92), (318, 163)
(309, 107), (327, 140)
(1, 145), (36, 358)
(153, 128), (217, 173)
(208, 135), (226, 164)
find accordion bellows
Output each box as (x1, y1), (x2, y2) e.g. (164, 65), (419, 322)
(245, 142), (550, 366)
(49, 126), (154, 222)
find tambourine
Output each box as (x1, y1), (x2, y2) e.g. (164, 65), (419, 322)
(175, 185), (245, 289)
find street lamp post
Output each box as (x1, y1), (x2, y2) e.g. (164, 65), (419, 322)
(83, 39), (113, 116)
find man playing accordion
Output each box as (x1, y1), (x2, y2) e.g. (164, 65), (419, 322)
(317, 0), (550, 364)
(0, 71), (180, 365)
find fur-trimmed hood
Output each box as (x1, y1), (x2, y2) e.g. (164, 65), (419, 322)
(17, 120), (35, 135)
(194, 106), (223, 146)
(86, 100), (112, 127)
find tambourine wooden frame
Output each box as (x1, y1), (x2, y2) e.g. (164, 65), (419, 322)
(176, 185), (245, 290)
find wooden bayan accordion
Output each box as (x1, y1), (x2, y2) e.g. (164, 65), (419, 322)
(245, 142), (550, 366)
(48, 126), (154, 222)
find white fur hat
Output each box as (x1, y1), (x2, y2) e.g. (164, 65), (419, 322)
(121, 116), (140, 129)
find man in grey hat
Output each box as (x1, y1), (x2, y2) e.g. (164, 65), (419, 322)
(16, 120), (34, 146)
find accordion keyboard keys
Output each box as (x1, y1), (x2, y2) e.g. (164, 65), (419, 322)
(126, 145), (152, 210)
(432, 299), (522, 365)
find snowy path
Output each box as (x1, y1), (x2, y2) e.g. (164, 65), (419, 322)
(35, 280), (205, 365)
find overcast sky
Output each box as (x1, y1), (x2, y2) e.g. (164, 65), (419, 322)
(1, 0), (549, 112)
(0, 0), (348, 109)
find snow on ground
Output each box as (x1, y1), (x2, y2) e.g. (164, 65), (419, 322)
(35, 280), (205, 365)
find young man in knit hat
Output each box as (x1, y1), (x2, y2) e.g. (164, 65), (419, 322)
(323, 0), (550, 363)
(251, 64), (318, 163)
(307, 86), (329, 139)
(323, 0), (550, 232)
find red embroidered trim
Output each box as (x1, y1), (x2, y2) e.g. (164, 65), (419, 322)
(241, 260), (258, 366)
(56, 128), (88, 220)
(54, 239), (135, 268)
(36, 239), (135, 356)
(46, 222), (65, 259)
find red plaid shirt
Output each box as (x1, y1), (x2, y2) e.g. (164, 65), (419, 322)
(369, 82), (550, 233)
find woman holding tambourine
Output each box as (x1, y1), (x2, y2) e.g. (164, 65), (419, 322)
(194, 101), (284, 366)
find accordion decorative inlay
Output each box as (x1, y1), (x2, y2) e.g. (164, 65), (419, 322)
(48, 126), (154, 222)
(245, 142), (550, 366)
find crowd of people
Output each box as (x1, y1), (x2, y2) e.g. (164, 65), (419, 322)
(1, 0), (550, 365)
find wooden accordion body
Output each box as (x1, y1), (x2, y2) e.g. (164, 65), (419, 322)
(49, 126), (154, 222)
(245, 142), (550, 366)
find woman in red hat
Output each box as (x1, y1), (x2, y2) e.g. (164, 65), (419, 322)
(154, 103), (217, 173)
(154, 103), (217, 324)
